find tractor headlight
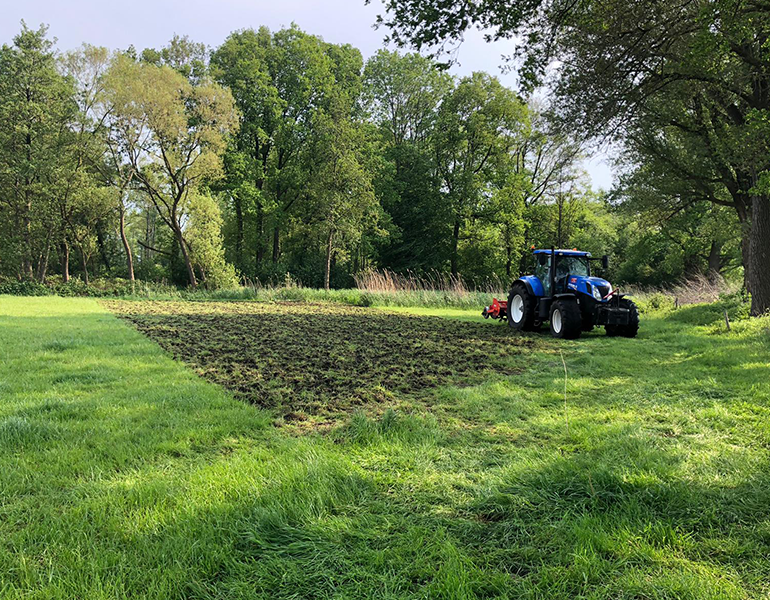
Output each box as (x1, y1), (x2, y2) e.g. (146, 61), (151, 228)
(592, 285), (602, 301)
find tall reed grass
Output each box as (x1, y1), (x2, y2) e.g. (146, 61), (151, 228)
(624, 274), (742, 312)
(353, 269), (505, 296)
(3, 268), (744, 314)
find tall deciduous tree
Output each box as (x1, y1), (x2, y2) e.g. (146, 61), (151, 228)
(212, 26), (339, 270)
(56, 44), (117, 284)
(309, 94), (378, 290)
(0, 23), (75, 280)
(105, 55), (238, 287)
(363, 50), (453, 273)
(433, 72), (526, 275)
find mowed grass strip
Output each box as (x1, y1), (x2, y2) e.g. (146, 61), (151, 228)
(1, 296), (770, 599)
(104, 300), (535, 420)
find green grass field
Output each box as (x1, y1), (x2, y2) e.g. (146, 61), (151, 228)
(1, 295), (769, 599)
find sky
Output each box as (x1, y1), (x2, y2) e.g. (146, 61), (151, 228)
(1, 0), (614, 189)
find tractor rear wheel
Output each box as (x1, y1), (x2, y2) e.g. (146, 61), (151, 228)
(606, 299), (640, 338)
(550, 298), (582, 339)
(507, 282), (536, 331)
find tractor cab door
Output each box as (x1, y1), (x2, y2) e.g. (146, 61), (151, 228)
(535, 253), (552, 296)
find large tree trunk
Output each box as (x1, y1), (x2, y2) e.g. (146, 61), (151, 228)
(119, 207), (135, 286)
(324, 228), (334, 291)
(450, 218), (461, 277)
(174, 224), (197, 289)
(749, 194), (770, 316)
(707, 240), (723, 280)
(60, 241), (70, 283)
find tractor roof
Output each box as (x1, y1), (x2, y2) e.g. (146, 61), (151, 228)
(533, 249), (592, 257)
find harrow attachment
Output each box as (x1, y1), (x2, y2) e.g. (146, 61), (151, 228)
(481, 298), (508, 321)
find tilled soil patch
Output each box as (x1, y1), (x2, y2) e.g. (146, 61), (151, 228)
(104, 301), (533, 417)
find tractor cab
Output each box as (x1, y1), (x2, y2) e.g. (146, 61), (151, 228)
(533, 249), (593, 296)
(503, 248), (639, 339)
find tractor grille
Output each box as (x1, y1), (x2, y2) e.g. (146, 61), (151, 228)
(596, 285), (611, 298)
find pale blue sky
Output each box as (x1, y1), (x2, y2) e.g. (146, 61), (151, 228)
(2, 0), (614, 189)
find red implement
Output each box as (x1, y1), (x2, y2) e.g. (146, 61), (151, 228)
(482, 297), (508, 320)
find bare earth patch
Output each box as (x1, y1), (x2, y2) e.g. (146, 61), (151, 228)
(104, 300), (532, 418)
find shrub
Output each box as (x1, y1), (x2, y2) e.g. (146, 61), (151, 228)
(0, 280), (50, 296)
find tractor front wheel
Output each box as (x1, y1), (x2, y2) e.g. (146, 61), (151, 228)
(550, 298), (582, 339)
(606, 299), (640, 338)
(508, 283), (536, 331)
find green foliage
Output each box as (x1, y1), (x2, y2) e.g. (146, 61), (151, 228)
(105, 52), (238, 288)
(0, 19), (761, 296)
(667, 290), (752, 326)
(434, 72), (527, 274)
(363, 51), (453, 274)
(186, 192), (239, 289)
(375, 0), (770, 313)
(0, 276), (142, 297)
(0, 23), (78, 280)
(633, 292), (676, 315)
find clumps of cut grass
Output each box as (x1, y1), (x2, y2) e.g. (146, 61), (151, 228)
(104, 300), (532, 420)
(3, 296), (770, 599)
(334, 410), (444, 446)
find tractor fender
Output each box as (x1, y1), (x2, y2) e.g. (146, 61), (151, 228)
(518, 279), (535, 296)
(514, 275), (544, 297)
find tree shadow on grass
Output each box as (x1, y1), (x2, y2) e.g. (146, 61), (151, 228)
(73, 412), (770, 599)
(460, 416), (770, 598)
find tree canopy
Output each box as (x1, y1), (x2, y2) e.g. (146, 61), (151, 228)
(0, 17), (758, 308)
(376, 0), (770, 315)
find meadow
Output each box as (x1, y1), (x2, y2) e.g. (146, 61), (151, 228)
(1, 294), (769, 599)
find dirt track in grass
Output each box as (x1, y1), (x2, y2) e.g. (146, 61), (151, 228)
(104, 300), (533, 418)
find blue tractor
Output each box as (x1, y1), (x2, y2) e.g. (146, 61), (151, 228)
(504, 248), (639, 339)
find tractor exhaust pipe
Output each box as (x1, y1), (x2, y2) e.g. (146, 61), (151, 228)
(550, 246), (556, 296)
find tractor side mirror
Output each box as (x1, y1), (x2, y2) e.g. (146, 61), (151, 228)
(601, 255), (610, 270)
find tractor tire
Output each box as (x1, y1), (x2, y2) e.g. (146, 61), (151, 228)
(606, 298), (640, 338)
(550, 298), (582, 339)
(507, 282), (536, 331)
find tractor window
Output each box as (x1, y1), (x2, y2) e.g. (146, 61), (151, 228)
(535, 254), (551, 295)
(556, 256), (590, 279)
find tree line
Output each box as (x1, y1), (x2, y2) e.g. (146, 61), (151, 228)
(0, 18), (754, 306)
(377, 0), (770, 315)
